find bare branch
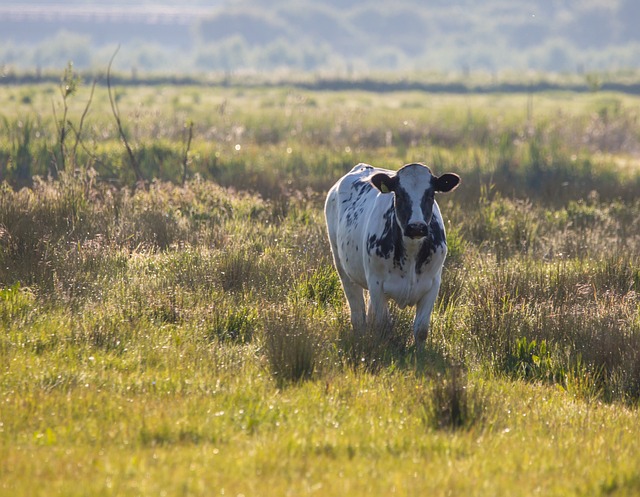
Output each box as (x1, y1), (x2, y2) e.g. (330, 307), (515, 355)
(71, 78), (97, 161)
(182, 120), (194, 186)
(50, 99), (62, 175)
(107, 46), (144, 185)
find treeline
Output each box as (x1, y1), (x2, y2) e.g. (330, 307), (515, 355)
(1, 0), (640, 74)
(3, 70), (640, 95)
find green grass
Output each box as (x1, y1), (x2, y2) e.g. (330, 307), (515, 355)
(2, 361), (640, 496)
(1, 81), (640, 496)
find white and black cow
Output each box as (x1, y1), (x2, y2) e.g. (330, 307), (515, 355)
(325, 162), (460, 345)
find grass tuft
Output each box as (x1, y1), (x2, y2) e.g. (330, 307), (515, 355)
(206, 306), (257, 343)
(263, 306), (320, 385)
(422, 367), (488, 431)
(296, 265), (343, 309)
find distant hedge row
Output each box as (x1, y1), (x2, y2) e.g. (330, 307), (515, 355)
(3, 71), (640, 95)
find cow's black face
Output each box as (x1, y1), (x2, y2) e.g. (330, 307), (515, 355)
(371, 163), (460, 240)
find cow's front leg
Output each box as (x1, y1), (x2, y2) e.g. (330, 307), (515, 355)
(413, 276), (442, 347)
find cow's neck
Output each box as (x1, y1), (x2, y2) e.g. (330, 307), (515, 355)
(374, 205), (436, 270)
(403, 236), (425, 258)
(397, 215), (442, 274)
(392, 216), (431, 270)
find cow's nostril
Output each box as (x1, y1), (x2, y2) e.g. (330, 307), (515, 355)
(405, 223), (428, 238)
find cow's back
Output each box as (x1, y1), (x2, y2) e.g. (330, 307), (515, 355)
(325, 164), (390, 289)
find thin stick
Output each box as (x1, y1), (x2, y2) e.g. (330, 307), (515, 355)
(182, 120), (194, 186)
(107, 46), (144, 184)
(71, 78), (97, 162)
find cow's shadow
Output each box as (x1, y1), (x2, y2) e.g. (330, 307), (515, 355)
(403, 342), (452, 378)
(337, 307), (451, 377)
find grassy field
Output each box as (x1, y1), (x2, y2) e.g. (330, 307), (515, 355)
(1, 77), (640, 496)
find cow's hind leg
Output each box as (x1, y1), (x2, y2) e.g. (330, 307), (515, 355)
(347, 288), (366, 332)
(336, 266), (366, 331)
(325, 192), (366, 330)
(326, 235), (365, 329)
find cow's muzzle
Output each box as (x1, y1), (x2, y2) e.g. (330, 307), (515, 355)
(404, 222), (429, 239)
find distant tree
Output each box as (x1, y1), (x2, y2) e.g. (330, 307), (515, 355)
(367, 47), (407, 70)
(261, 39), (302, 69)
(277, 4), (363, 55)
(33, 31), (91, 69)
(197, 10), (289, 46)
(547, 46), (571, 72)
(349, 7), (430, 56)
(3, 0), (640, 74)
(195, 36), (250, 72)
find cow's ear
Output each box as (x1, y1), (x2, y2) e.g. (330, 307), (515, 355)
(433, 173), (460, 193)
(371, 173), (398, 194)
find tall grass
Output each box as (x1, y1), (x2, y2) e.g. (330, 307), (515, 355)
(2, 170), (637, 403)
(449, 255), (640, 403)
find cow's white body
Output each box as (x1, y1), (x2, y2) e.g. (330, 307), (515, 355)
(325, 163), (458, 344)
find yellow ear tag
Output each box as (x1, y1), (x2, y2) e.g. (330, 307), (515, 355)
(380, 183), (390, 193)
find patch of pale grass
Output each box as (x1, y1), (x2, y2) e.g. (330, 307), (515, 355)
(263, 306), (321, 385)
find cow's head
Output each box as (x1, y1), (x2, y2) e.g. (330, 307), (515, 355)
(370, 163), (460, 239)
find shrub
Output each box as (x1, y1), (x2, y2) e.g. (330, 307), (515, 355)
(464, 257), (640, 404)
(216, 249), (261, 294)
(0, 172), (100, 288)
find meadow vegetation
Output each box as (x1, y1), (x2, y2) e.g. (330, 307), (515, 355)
(1, 78), (640, 496)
